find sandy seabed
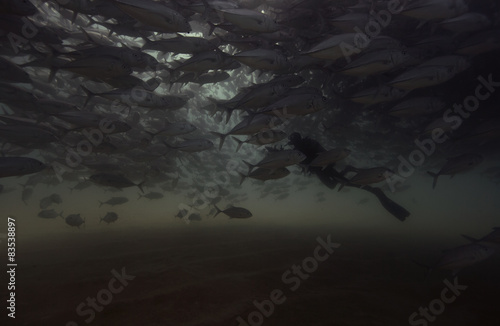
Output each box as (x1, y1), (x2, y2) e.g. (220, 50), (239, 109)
(3, 224), (500, 326)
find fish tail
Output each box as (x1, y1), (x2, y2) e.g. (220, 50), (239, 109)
(141, 37), (154, 50)
(225, 107), (235, 124)
(461, 234), (478, 242)
(412, 260), (432, 281)
(213, 204), (222, 218)
(207, 21), (217, 36)
(238, 171), (247, 186)
(80, 85), (96, 108)
(137, 181), (145, 194)
(143, 130), (157, 139)
(242, 160), (255, 174)
(48, 67), (57, 83)
(427, 171), (439, 189)
(232, 136), (244, 152)
(210, 131), (228, 150)
(162, 141), (176, 154)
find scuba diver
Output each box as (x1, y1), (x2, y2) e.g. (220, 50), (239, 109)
(287, 132), (410, 221)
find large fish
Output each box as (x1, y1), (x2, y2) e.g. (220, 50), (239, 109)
(232, 130), (287, 152)
(432, 242), (497, 275)
(238, 167), (290, 185)
(0, 57), (31, 83)
(90, 173), (145, 193)
(211, 115), (282, 150)
(100, 212), (119, 224)
(65, 214), (85, 228)
(216, 8), (280, 33)
(400, 0), (468, 21)
(243, 150), (306, 173)
(388, 97), (446, 117)
(0, 157), (46, 178)
(213, 204), (252, 219)
(99, 197), (129, 207)
(233, 49), (289, 71)
(338, 49), (412, 77)
(54, 56), (132, 81)
(308, 148), (351, 170)
(427, 153), (483, 189)
(164, 139), (214, 152)
(303, 33), (371, 62)
(112, 0), (191, 33)
(347, 167), (394, 186)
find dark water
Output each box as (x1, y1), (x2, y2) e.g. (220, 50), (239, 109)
(1, 0), (500, 325)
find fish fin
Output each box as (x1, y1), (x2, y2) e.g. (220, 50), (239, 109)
(48, 67), (57, 83)
(207, 21), (217, 36)
(225, 107), (235, 124)
(137, 194), (143, 200)
(213, 204), (222, 218)
(412, 260), (432, 281)
(232, 136), (244, 152)
(59, 211), (64, 218)
(80, 85), (95, 108)
(209, 131), (228, 150)
(162, 140), (175, 151)
(71, 10), (78, 24)
(427, 171), (439, 189)
(137, 181), (145, 194)
(144, 78), (160, 91)
(98, 201), (103, 208)
(238, 171), (247, 186)
(461, 234), (478, 242)
(242, 160), (255, 174)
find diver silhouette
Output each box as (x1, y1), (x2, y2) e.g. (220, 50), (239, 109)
(287, 132), (410, 221)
